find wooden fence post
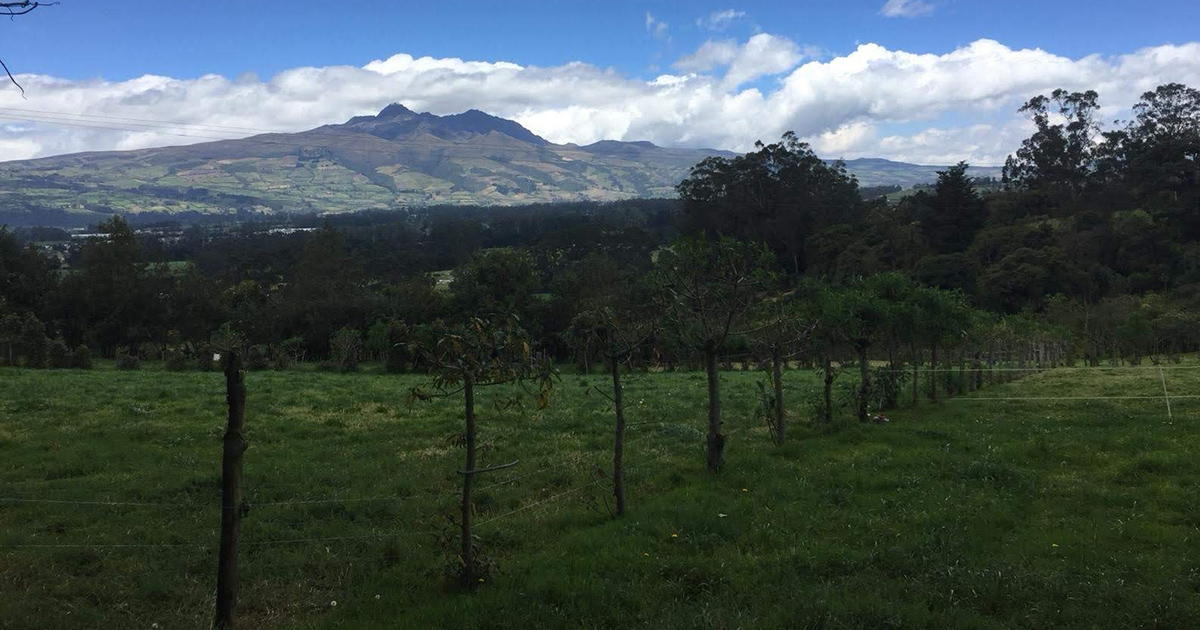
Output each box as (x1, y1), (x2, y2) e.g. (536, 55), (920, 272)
(215, 351), (247, 629)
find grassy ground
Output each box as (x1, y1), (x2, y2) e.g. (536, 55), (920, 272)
(1, 361), (1198, 629)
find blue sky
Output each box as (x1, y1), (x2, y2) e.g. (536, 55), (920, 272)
(9, 0), (1200, 80)
(1, 0), (1198, 164)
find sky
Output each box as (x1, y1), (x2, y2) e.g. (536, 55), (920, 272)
(1, 0), (1199, 165)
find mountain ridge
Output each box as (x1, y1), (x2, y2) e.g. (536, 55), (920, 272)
(0, 104), (1002, 227)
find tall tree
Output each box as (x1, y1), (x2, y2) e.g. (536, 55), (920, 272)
(677, 132), (864, 274)
(1003, 89), (1101, 199)
(915, 162), (987, 254)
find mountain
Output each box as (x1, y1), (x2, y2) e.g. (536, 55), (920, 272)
(833, 158), (1002, 188)
(0, 104), (1002, 226)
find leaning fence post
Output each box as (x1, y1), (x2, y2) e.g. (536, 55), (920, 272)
(215, 350), (247, 629)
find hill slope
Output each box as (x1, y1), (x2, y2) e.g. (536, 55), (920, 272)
(0, 105), (1002, 226)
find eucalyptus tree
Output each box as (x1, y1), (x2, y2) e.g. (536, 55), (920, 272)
(409, 315), (555, 588)
(651, 237), (777, 471)
(676, 132), (865, 274)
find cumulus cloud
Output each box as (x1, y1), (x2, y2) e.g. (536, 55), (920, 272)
(1, 38), (1199, 165)
(881, 0), (935, 18)
(697, 9), (746, 31)
(674, 40), (740, 72)
(645, 12), (669, 40)
(675, 34), (804, 89)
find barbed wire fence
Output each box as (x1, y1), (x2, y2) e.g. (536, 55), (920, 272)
(2, 357), (1193, 626)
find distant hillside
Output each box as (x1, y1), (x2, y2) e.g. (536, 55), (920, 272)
(833, 158), (1002, 187)
(0, 104), (1001, 226)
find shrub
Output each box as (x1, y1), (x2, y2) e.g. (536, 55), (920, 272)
(71, 345), (93, 369)
(47, 338), (73, 369)
(246, 344), (272, 371)
(14, 313), (49, 367)
(165, 349), (189, 372)
(329, 327), (364, 373)
(196, 350), (216, 372)
(271, 347), (292, 371)
(384, 321), (410, 374)
(280, 337), (306, 365)
(116, 348), (140, 371)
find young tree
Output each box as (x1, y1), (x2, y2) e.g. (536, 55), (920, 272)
(840, 279), (890, 422)
(651, 237), (776, 470)
(410, 316), (554, 588)
(808, 283), (849, 423)
(746, 287), (817, 443)
(567, 290), (656, 515)
(913, 286), (972, 401)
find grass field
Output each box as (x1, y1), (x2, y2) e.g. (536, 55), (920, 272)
(2, 362), (1199, 629)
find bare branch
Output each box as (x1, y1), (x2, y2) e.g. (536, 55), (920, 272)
(0, 57), (24, 98)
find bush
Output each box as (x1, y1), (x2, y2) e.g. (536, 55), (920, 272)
(246, 344), (272, 371)
(47, 338), (73, 369)
(71, 345), (93, 369)
(384, 321), (410, 374)
(280, 337), (306, 365)
(196, 350), (216, 372)
(271, 348), (292, 371)
(17, 314), (48, 368)
(165, 349), (189, 371)
(329, 327), (364, 373)
(116, 348), (140, 371)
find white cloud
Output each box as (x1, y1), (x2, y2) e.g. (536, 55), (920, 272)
(645, 12), (669, 40)
(881, 0), (935, 18)
(697, 9), (746, 31)
(675, 34), (805, 89)
(674, 40), (740, 72)
(1, 38), (1199, 166)
(724, 34), (806, 88)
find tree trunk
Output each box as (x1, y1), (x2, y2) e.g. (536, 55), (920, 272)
(911, 345), (919, 407)
(857, 342), (870, 422)
(823, 353), (834, 423)
(610, 356), (626, 516)
(214, 352), (247, 630)
(460, 379), (476, 588)
(772, 348), (785, 445)
(929, 343), (939, 402)
(704, 347), (724, 471)
(971, 351), (982, 391)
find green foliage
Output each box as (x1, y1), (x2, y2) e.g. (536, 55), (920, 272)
(115, 348), (140, 371)
(70, 344), (92, 370)
(46, 338), (72, 369)
(164, 349), (189, 372)
(245, 344), (273, 371)
(410, 315), (555, 406)
(677, 132), (865, 273)
(329, 327), (364, 373)
(450, 247), (538, 317)
(651, 236), (778, 350)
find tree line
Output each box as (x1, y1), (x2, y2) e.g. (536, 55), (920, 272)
(2, 82), (1198, 373)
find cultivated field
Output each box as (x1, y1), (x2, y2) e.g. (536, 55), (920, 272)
(2, 363), (1198, 629)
